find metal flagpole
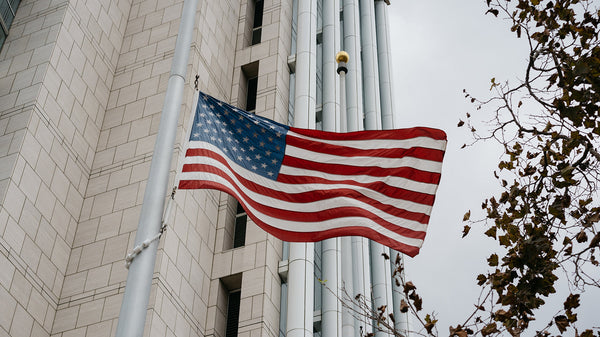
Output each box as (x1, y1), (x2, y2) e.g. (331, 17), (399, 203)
(114, 0), (198, 336)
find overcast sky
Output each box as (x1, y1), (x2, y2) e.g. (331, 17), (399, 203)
(387, 1), (599, 334)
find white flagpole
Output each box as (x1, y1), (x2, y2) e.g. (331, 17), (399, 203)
(114, 0), (198, 336)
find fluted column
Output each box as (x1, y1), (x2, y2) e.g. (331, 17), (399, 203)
(375, 0), (395, 130)
(360, 0), (382, 130)
(287, 0), (317, 336)
(343, 0), (364, 132)
(321, 1), (343, 336)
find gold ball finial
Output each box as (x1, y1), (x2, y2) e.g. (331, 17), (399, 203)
(336, 51), (349, 63)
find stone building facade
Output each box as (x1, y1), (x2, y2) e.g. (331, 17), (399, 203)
(0, 0), (292, 336)
(0, 0), (404, 336)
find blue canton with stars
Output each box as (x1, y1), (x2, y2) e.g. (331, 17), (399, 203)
(190, 93), (290, 180)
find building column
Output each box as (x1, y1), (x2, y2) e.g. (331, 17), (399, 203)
(375, 2), (409, 335)
(321, 0), (343, 336)
(360, 0), (382, 130)
(343, 0), (364, 132)
(375, 0), (395, 130)
(287, 0), (317, 336)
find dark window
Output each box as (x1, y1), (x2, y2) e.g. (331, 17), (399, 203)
(240, 61), (259, 113)
(316, 32), (323, 45)
(233, 202), (247, 248)
(251, 0), (263, 45)
(0, 0), (21, 51)
(225, 290), (241, 337)
(245, 76), (258, 112)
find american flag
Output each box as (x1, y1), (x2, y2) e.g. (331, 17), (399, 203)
(178, 92), (446, 257)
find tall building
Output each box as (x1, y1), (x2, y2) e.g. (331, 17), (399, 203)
(0, 0), (406, 337)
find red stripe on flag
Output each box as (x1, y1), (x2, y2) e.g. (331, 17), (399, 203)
(286, 134), (446, 162)
(179, 165), (427, 239)
(181, 151), (432, 221)
(276, 173), (436, 206)
(281, 155), (441, 185)
(178, 179), (423, 256)
(290, 126), (447, 141)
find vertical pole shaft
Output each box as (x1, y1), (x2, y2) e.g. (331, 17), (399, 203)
(114, 0), (197, 336)
(288, 0), (316, 336)
(337, 53), (354, 337)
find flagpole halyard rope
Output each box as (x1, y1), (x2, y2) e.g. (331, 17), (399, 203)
(124, 187), (176, 269)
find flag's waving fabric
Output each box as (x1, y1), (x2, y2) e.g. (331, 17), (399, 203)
(178, 92), (447, 257)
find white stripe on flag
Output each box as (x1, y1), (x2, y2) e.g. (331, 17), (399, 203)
(183, 170), (425, 248)
(288, 131), (447, 151)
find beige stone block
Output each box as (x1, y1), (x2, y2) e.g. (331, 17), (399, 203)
(78, 240), (104, 271)
(0, 153), (16, 181)
(50, 169), (70, 205)
(232, 244), (257, 273)
(241, 267), (264, 298)
(86, 320), (113, 337)
(164, 260), (182, 295)
(3, 181), (25, 220)
(84, 264), (111, 292)
(36, 253), (57, 289)
(129, 116), (152, 141)
(112, 72), (132, 91)
(123, 99), (145, 124)
(90, 190), (116, 218)
(119, 203), (141, 232)
(34, 220), (56, 258)
(20, 197), (40, 238)
(0, 284), (16, 330)
(50, 201), (70, 240)
(176, 244), (192, 278)
(116, 83), (140, 107)
(27, 289), (48, 326)
(106, 124), (130, 148)
(0, 252), (15, 290)
(238, 296), (252, 322)
(113, 142), (137, 163)
(135, 134), (156, 156)
(61, 327), (86, 337)
(179, 277), (194, 311)
(102, 107), (125, 130)
(76, 298), (104, 327)
(101, 292), (122, 321)
(155, 35), (177, 55)
(86, 175), (109, 198)
(9, 51), (33, 76)
(251, 294), (264, 319)
(107, 169), (131, 192)
(108, 260), (127, 285)
(102, 234), (128, 265)
(211, 250), (232, 279)
(64, 185), (84, 222)
(9, 270), (32, 307)
(20, 235), (42, 270)
(4, 216), (25, 253)
(149, 312), (167, 337)
(244, 221), (267, 245)
(96, 211), (122, 240)
(0, 134), (12, 158)
(61, 271), (86, 298)
(9, 304), (33, 337)
(113, 183), (138, 212)
(70, 73), (88, 107)
(51, 235), (70, 272)
(53, 306), (79, 333)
